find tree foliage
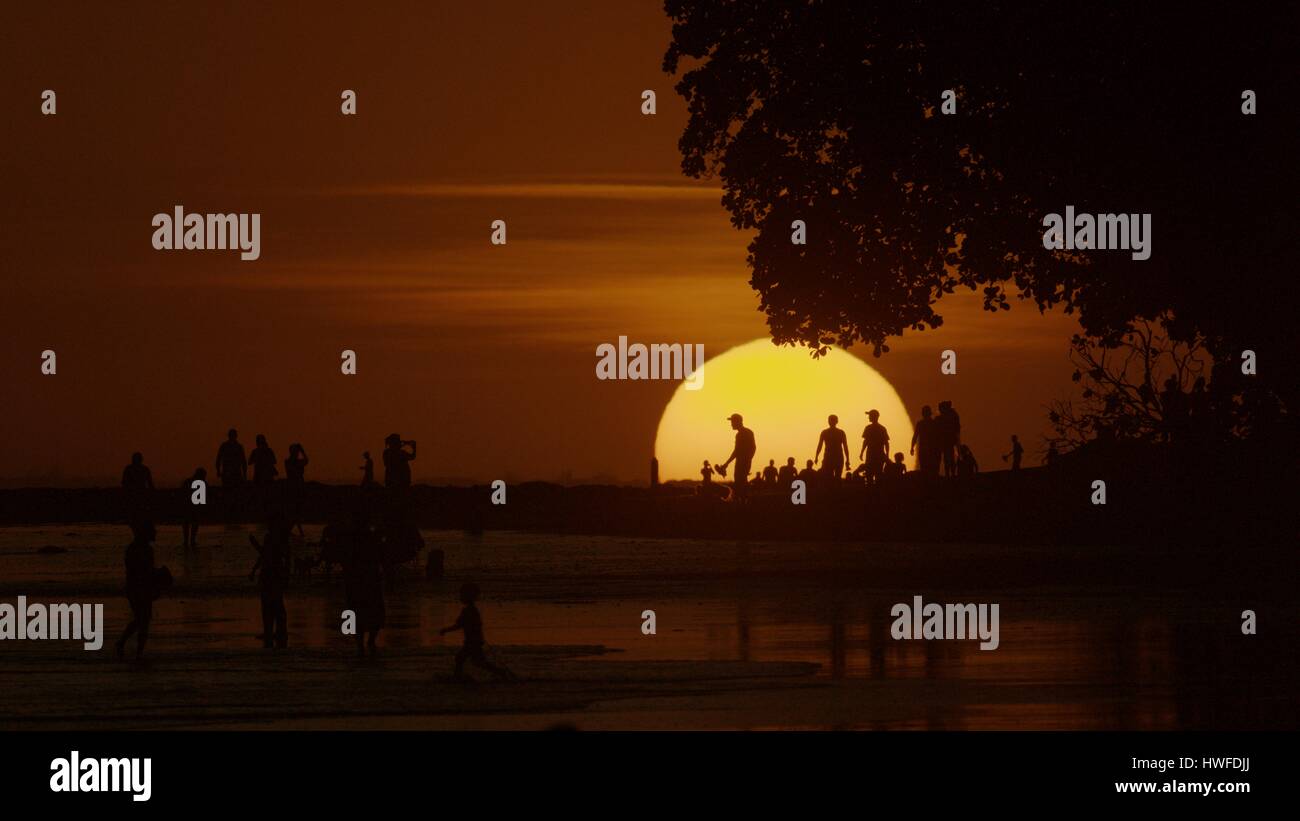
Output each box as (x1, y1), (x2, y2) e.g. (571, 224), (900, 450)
(662, 1), (1295, 421)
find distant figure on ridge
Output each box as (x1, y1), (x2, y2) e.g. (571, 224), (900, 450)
(910, 405), (941, 476)
(383, 434), (417, 489)
(248, 434), (278, 485)
(122, 452), (154, 492)
(439, 582), (516, 681)
(360, 451), (376, 487)
(717, 414), (756, 502)
(121, 452), (154, 513)
(957, 444), (979, 477)
(763, 459), (778, 485)
(815, 414), (849, 480)
(797, 459), (817, 485)
(215, 428), (247, 487)
(1002, 434), (1024, 472)
(859, 409), (890, 485)
(885, 452), (907, 480)
(698, 460), (726, 499)
(284, 443), (309, 484)
(937, 401), (962, 478)
(777, 457), (798, 486)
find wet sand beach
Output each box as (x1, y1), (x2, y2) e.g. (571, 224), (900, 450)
(0, 525), (1294, 730)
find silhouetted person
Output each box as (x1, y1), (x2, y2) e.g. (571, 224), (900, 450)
(1045, 442), (1060, 468)
(180, 467), (206, 547)
(216, 428), (247, 487)
(762, 459), (778, 484)
(957, 444), (979, 477)
(383, 434), (417, 489)
(249, 434), (278, 485)
(284, 443), (308, 484)
(121, 452), (154, 513)
(859, 409), (890, 484)
(116, 519), (157, 660)
(815, 414), (849, 479)
(937, 401), (962, 478)
(777, 457), (798, 486)
(910, 405), (941, 476)
(698, 460), (726, 500)
(797, 459), (817, 484)
(717, 414), (756, 501)
(121, 452), (153, 492)
(440, 582), (515, 681)
(248, 512), (290, 648)
(1002, 435), (1024, 472)
(284, 443), (309, 537)
(360, 451), (375, 487)
(343, 512), (385, 656)
(885, 452), (907, 480)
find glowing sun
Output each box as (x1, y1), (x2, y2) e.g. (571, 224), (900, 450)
(654, 338), (914, 481)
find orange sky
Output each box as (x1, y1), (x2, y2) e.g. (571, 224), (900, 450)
(0, 1), (1080, 486)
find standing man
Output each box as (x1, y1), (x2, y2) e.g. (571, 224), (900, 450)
(121, 452), (154, 516)
(911, 405), (941, 476)
(1002, 434), (1024, 472)
(383, 433), (417, 489)
(216, 428), (247, 487)
(937, 401), (962, 478)
(718, 413), (756, 502)
(777, 457), (798, 487)
(859, 409), (891, 484)
(814, 414), (850, 480)
(121, 452), (154, 492)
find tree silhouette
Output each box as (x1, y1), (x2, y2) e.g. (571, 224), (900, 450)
(663, 1), (1294, 435)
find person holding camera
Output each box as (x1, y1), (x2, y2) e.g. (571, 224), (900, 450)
(382, 433), (417, 489)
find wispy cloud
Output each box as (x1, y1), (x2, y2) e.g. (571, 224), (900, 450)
(325, 181), (722, 201)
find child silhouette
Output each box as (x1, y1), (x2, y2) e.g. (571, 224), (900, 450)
(440, 582), (516, 681)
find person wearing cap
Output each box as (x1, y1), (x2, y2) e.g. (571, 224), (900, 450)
(718, 413), (756, 500)
(859, 409), (891, 485)
(382, 433), (417, 489)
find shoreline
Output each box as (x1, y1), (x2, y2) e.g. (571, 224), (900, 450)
(0, 449), (1289, 549)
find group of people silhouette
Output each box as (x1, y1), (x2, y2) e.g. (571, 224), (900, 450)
(703, 403), (1027, 500)
(111, 428), (513, 680)
(909, 400), (974, 478)
(209, 428), (418, 491)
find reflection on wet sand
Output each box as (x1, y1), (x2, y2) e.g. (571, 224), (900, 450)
(0, 526), (1293, 730)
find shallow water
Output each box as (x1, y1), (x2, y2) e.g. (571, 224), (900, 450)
(0, 524), (1292, 729)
